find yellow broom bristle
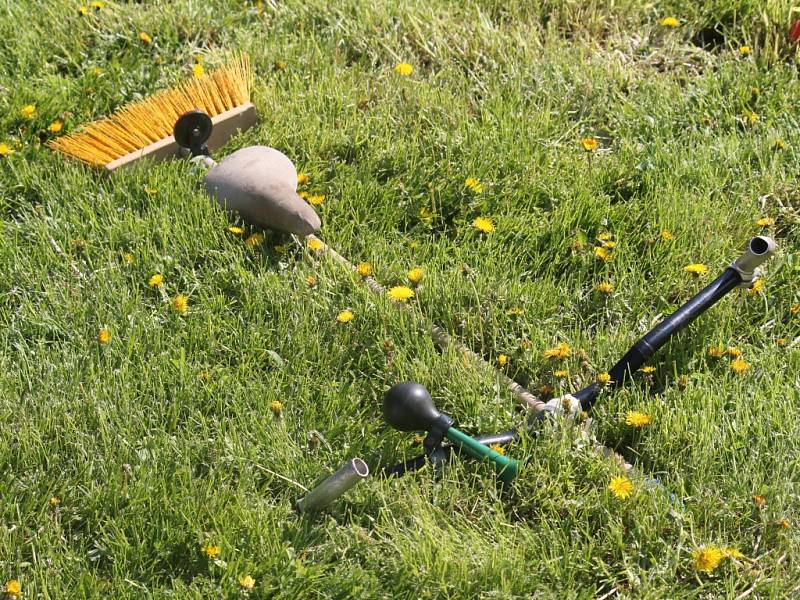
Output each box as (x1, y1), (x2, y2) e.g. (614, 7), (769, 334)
(49, 54), (252, 167)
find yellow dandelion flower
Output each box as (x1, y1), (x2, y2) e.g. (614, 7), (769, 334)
(245, 233), (265, 247)
(122, 252), (134, 264)
(48, 120), (63, 133)
(747, 279), (764, 297)
(640, 366), (656, 374)
(79, 5), (89, 14)
(407, 268), (424, 284)
(172, 295), (188, 314)
(90, 66), (104, 76)
(777, 518), (790, 529)
(489, 443), (506, 455)
(98, 328), (111, 344)
(609, 476), (633, 499)
(730, 358), (750, 374)
(752, 494), (766, 508)
(198, 371), (211, 382)
(238, 575), (256, 591)
(419, 207), (433, 223)
(297, 172), (309, 185)
(602, 240), (617, 249)
(596, 282), (614, 294)
(739, 46), (751, 55)
(723, 547), (745, 559)
(598, 372), (612, 384)
(677, 374), (689, 387)
(142, 187), (158, 197)
(0, 143), (13, 156)
(597, 232), (612, 242)
(660, 16), (679, 27)
(90, 1), (105, 8)
(625, 411), (652, 427)
(298, 191), (309, 199)
(581, 137), (599, 152)
(692, 546), (724, 573)
(727, 346), (742, 358)
(791, 303), (800, 315)
(139, 31), (152, 44)
(388, 285), (415, 302)
(497, 354), (508, 366)
(357, 262), (373, 277)
(308, 194), (325, 206)
(774, 139), (786, 150)
(683, 263), (708, 276)
(776, 338), (787, 347)
(337, 310), (354, 323)
(306, 275), (318, 286)
(21, 104), (35, 119)
(49, 496), (61, 506)
(661, 229), (674, 241)
(506, 307), (524, 316)
(307, 238), (324, 251)
(5, 580), (21, 598)
(201, 543), (221, 559)
(554, 370), (569, 378)
(394, 62), (413, 76)
(473, 217), (494, 233)
(756, 217), (774, 227)
(539, 383), (555, 395)
(543, 342), (571, 360)
(594, 247), (612, 262)
(708, 345), (725, 357)
(743, 110), (759, 125)
(228, 226), (244, 235)
(148, 274), (163, 288)
(270, 400), (283, 415)
(192, 63), (204, 78)
(465, 177), (484, 194)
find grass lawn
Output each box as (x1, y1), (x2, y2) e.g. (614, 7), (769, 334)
(1, 0), (799, 597)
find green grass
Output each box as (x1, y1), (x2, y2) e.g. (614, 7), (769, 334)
(1, 0), (800, 597)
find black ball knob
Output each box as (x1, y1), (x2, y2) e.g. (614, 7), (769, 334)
(383, 382), (442, 432)
(173, 109), (213, 156)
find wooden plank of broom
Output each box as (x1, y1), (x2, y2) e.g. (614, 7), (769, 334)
(304, 234), (633, 472)
(104, 103), (258, 171)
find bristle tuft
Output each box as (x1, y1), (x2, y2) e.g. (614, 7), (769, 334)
(49, 54), (252, 167)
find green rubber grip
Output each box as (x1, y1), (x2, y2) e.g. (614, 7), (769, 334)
(445, 427), (520, 483)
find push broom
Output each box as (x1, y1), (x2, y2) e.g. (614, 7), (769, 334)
(47, 58), (776, 509)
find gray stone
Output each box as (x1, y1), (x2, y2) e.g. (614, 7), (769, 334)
(204, 146), (321, 235)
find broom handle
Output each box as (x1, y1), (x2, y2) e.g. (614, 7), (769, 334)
(306, 234), (544, 411)
(304, 234), (633, 472)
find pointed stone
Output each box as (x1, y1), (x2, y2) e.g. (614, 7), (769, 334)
(204, 146), (321, 235)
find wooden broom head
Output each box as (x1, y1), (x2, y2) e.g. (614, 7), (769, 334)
(48, 54), (257, 171)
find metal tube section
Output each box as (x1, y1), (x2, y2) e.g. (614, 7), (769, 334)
(445, 427), (520, 483)
(573, 236), (776, 410)
(296, 458), (370, 513)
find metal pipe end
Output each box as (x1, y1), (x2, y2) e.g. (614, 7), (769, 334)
(350, 458), (370, 478)
(730, 236), (777, 285)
